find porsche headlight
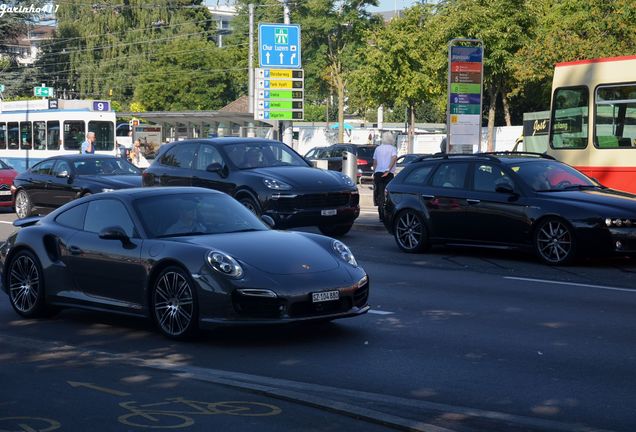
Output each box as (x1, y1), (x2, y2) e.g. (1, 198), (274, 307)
(263, 178), (292, 190)
(101, 188), (115, 193)
(332, 240), (358, 267)
(337, 173), (355, 187)
(207, 251), (244, 278)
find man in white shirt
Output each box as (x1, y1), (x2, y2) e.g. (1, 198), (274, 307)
(372, 131), (398, 221)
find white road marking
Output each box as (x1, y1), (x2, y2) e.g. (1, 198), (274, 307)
(0, 221), (13, 225)
(368, 309), (394, 315)
(504, 276), (636, 293)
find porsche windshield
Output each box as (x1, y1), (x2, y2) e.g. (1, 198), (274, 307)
(134, 193), (268, 238)
(224, 142), (308, 169)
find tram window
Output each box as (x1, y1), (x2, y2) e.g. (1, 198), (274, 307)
(33, 121), (46, 150)
(550, 86), (588, 149)
(64, 120), (85, 151)
(8, 122), (19, 150)
(0, 123), (6, 149)
(88, 121), (114, 151)
(20, 121), (32, 150)
(47, 121), (60, 150)
(595, 84), (636, 149)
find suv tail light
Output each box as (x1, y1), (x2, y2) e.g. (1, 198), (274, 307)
(357, 159), (368, 166)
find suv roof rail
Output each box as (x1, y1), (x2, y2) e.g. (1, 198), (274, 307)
(412, 152), (499, 163)
(478, 151), (555, 160)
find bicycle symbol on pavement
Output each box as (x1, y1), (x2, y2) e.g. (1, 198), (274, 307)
(0, 417), (61, 432)
(118, 397), (282, 429)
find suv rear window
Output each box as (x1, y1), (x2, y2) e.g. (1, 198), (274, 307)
(357, 146), (376, 158)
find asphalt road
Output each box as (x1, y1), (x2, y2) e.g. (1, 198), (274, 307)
(1, 207), (635, 432)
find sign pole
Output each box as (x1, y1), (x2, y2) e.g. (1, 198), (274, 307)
(447, 38), (484, 154)
(281, 0), (294, 148)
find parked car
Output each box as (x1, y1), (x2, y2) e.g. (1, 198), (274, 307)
(12, 155), (142, 218)
(383, 152), (636, 265)
(0, 187), (370, 339)
(304, 144), (377, 183)
(142, 138), (360, 236)
(395, 153), (428, 175)
(0, 159), (18, 209)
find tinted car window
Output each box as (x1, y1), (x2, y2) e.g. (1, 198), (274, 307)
(431, 163), (469, 189)
(84, 199), (135, 238)
(31, 159), (56, 176)
(225, 141), (307, 169)
(52, 160), (71, 177)
(160, 143), (198, 168)
(357, 146), (376, 159)
(196, 144), (224, 171)
(403, 165), (434, 185)
(473, 164), (512, 192)
(55, 203), (88, 229)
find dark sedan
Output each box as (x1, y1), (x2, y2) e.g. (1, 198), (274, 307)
(12, 155), (142, 218)
(383, 152), (636, 265)
(304, 144), (377, 183)
(143, 138), (360, 237)
(0, 187), (370, 339)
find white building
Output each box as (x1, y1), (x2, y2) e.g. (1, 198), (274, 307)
(207, 4), (237, 48)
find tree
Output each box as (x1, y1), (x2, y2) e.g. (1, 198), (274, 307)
(351, 4), (441, 151)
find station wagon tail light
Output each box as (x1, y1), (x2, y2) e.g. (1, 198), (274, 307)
(207, 251), (244, 278)
(332, 240), (358, 267)
(605, 218), (633, 227)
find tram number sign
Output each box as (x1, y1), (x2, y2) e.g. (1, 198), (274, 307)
(92, 101), (110, 111)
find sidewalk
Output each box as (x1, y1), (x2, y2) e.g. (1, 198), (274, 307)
(354, 183), (386, 232)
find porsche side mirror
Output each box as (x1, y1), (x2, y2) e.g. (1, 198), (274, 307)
(261, 215), (275, 228)
(99, 226), (131, 245)
(495, 183), (515, 194)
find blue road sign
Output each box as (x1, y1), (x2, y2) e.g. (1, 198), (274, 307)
(259, 23), (301, 69)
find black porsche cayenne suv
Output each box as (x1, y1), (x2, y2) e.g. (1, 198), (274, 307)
(142, 138), (360, 236)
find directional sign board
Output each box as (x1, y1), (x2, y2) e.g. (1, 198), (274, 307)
(447, 42), (483, 154)
(34, 86), (54, 97)
(254, 68), (304, 121)
(259, 23), (301, 69)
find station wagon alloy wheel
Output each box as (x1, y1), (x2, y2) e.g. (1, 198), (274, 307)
(8, 251), (45, 317)
(395, 210), (429, 253)
(153, 268), (197, 339)
(534, 218), (575, 265)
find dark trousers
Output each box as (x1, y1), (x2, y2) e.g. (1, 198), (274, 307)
(373, 172), (394, 220)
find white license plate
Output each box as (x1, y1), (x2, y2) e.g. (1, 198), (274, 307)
(0, 191), (11, 196)
(312, 290), (340, 303)
(321, 209), (337, 216)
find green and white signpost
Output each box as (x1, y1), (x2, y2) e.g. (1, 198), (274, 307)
(447, 39), (484, 154)
(34, 85), (54, 98)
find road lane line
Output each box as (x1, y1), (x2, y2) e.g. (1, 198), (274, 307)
(368, 310), (394, 315)
(504, 276), (636, 293)
(0, 221), (13, 224)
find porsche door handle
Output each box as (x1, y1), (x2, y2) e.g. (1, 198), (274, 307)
(68, 246), (83, 255)
(467, 199), (481, 205)
(421, 194), (435, 200)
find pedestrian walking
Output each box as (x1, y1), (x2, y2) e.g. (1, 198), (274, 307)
(130, 139), (150, 169)
(372, 131), (397, 221)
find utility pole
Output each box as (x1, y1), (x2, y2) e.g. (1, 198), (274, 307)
(247, 3), (255, 137)
(281, 0), (294, 148)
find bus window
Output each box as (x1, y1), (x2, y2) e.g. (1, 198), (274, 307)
(550, 86), (588, 149)
(33, 121), (46, 150)
(0, 123), (6, 149)
(47, 121), (60, 150)
(20, 121), (32, 150)
(89, 121), (114, 151)
(64, 120), (85, 151)
(595, 84), (636, 149)
(8, 122), (19, 150)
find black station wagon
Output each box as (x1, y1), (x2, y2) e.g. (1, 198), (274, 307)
(383, 152), (636, 265)
(142, 138), (360, 236)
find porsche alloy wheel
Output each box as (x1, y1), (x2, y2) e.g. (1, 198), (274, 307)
(8, 250), (47, 317)
(15, 190), (32, 219)
(152, 267), (198, 339)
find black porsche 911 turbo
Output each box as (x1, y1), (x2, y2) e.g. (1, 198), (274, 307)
(0, 187), (370, 339)
(12, 155), (142, 218)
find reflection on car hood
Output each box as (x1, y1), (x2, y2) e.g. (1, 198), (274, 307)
(543, 188), (636, 212)
(80, 175), (142, 189)
(174, 230), (340, 274)
(247, 166), (353, 191)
